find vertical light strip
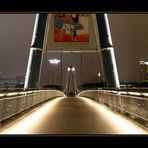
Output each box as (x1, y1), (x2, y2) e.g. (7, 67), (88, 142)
(24, 48), (34, 89)
(31, 14), (39, 46)
(24, 14), (39, 89)
(110, 47), (120, 88)
(104, 13), (113, 46)
(104, 13), (120, 88)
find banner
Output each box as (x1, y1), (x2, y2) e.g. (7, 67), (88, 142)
(54, 14), (89, 42)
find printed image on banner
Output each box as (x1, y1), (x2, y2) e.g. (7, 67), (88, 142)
(54, 14), (89, 42)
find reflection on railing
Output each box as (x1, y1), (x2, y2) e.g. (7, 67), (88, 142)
(0, 88), (63, 99)
(0, 90), (65, 123)
(77, 90), (148, 128)
(97, 88), (148, 98)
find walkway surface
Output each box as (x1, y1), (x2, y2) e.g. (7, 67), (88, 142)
(0, 97), (147, 134)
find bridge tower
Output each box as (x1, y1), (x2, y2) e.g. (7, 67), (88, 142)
(96, 14), (120, 88)
(24, 14), (48, 89)
(24, 13), (120, 89)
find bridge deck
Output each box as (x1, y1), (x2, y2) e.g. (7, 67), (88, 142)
(0, 97), (147, 134)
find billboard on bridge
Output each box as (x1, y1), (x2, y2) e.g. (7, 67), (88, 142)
(54, 13), (89, 42)
(45, 14), (100, 52)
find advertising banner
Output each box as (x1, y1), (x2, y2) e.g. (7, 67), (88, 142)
(54, 14), (89, 42)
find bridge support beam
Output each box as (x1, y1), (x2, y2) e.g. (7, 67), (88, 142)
(96, 13), (120, 88)
(24, 13), (48, 89)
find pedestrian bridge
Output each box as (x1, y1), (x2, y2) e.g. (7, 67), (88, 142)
(0, 89), (147, 134)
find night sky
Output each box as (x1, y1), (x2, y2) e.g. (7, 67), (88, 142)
(0, 13), (148, 85)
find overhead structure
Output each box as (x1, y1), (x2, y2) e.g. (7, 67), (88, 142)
(46, 13), (100, 52)
(96, 14), (120, 88)
(24, 14), (48, 89)
(24, 13), (120, 89)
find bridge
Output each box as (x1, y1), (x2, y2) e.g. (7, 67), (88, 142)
(0, 88), (147, 134)
(0, 13), (148, 134)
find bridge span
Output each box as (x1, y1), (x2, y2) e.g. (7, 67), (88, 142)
(0, 90), (147, 134)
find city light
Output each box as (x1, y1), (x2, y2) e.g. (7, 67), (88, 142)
(98, 72), (101, 77)
(67, 67), (71, 71)
(140, 60), (148, 65)
(67, 66), (75, 71)
(72, 67), (75, 71)
(48, 58), (61, 64)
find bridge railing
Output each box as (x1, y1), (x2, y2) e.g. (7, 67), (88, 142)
(0, 90), (65, 122)
(77, 90), (148, 128)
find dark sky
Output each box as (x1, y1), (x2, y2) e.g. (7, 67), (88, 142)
(108, 14), (148, 82)
(0, 14), (35, 78)
(0, 14), (148, 84)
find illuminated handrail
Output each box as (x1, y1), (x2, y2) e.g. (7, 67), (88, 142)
(0, 90), (65, 122)
(78, 90), (148, 128)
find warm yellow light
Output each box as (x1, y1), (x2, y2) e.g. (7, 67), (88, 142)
(7, 92), (19, 96)
(140, 60), (145, 64)
(119, 91), (127, 95)
(79, 97), (148, 134)
(142, 93), (148, 97)
(0, 97), (65, 134)
(128, 92), (141, 96)
(0, 96), (147, 134)
(0, 94), (5, 97)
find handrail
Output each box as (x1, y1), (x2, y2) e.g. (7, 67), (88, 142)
(78, 90), (148, 128)
(0, 90), (65, 122)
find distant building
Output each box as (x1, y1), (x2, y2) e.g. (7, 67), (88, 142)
(0, 76), (25, 88)
(16, 76), (25, 88)
(140, 61), (148, 82)
(0, 78), (17, 88)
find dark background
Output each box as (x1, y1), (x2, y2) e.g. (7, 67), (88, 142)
(0, 13), (148, 86)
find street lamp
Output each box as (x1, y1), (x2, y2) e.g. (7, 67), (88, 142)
(97, 72), (101, 83)
(67, 66), (75, 72)
(67, 67), (71, 71)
